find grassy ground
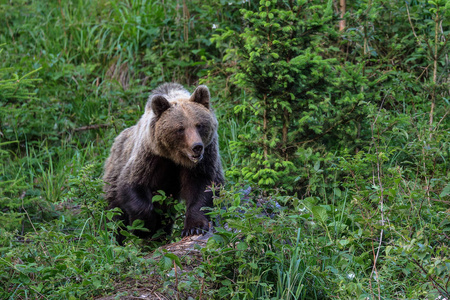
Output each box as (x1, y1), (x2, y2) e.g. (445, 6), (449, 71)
(1, 0), (449, 299)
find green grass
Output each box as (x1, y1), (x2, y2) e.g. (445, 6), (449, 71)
(1, 0), (449, 299)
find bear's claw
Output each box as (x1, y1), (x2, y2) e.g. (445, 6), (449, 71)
(181, 227), (208, 237)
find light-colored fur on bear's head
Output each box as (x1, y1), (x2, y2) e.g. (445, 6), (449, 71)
(145, 83), (190, 112)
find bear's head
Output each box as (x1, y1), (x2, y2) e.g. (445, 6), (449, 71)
(149, 85), (218, 168)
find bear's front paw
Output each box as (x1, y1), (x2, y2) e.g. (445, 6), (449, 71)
(181, 217), (210, 237)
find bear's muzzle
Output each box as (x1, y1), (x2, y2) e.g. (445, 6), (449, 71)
(189, 142), (204, 163)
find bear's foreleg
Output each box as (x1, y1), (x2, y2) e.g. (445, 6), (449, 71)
(179, 174), (216, 237)
(114, 184), (159, 242)
(118, 184), (154, 220)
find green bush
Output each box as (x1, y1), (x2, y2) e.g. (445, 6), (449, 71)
(212, 0), (370, 192)
(0, 0), (448, 298)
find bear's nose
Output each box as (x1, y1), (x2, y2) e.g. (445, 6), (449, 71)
(192, 143), (204, 155)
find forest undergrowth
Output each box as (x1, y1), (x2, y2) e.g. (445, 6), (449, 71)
(0, 0), (449, 299)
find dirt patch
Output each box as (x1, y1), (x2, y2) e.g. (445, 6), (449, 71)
(96, 233), (213, 300)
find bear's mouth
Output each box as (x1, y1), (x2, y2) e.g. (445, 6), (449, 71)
(189, 153), (203, 163)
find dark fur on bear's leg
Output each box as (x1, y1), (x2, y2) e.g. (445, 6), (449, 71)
(111, 188), (175, 245)
(180, 156), (223, 237)
(109, 184), (155, 245)
(103, 83), (223, 244)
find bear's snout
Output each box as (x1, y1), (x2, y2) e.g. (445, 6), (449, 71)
(189, 142), (204, 163)
(192, 143), (204, 156)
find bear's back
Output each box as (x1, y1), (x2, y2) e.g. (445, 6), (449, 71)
(103, 126), (136, 197)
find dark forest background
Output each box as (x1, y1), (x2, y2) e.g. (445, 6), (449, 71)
(1, 0), (449, 298)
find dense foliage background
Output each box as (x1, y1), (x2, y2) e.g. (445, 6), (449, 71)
(1, 0), (449, 299)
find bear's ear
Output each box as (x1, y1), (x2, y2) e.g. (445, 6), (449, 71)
(190, 85), (210, 109)
(151, 95), (171, 117)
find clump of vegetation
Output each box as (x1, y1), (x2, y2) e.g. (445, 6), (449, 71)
(1, 0), (448, 299)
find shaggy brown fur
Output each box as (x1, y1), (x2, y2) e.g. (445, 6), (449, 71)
(103, 83), (223, 244)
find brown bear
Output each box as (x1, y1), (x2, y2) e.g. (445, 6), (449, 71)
(103, 83), (223, 244)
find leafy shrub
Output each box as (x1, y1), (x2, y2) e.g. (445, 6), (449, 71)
(0, 0), (448, 298)
(212, 0), (369, 192)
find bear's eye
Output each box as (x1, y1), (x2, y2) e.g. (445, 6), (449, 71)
(176, 127), (185, 135)
(196, 123), (205, 131)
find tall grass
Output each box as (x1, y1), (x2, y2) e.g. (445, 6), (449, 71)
(275, 229), (308, 300)
(0, 0), (448, 299)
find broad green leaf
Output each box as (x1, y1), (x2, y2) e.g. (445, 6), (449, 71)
(312, 206), (328, 223)
(439, 183), (450, 197)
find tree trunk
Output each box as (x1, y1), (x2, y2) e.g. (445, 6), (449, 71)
(282, 108), (289, 160)
(429, 10), (438, 138)
(339, 0), (346, 31)
(263, 94), (268, 161)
